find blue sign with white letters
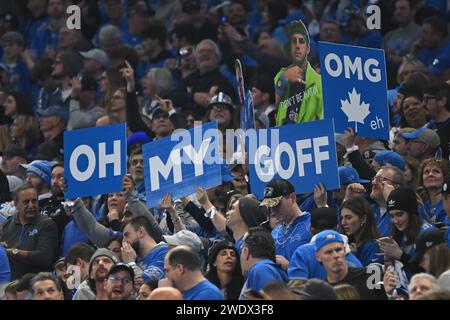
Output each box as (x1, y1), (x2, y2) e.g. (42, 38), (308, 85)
(319, 42), (389, 140)
(247, 119), (340, 199)
(64, 123), (127, 198)
(143, 121), (222, 208)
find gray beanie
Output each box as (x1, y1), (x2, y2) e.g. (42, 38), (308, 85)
(88, 248), (119, 274)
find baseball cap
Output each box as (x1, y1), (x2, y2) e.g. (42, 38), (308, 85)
(208, 92), (234, 112)
(386, 186), (418, 215)
(55, 51), (83, 77)
(127, 132), (151, 151)
(409, 229), (446, 264)
(2, 146), (27, 160)
(401, 127), (440, 149)
(373, 151), (405, 170)
(239, 197), (269, 228)
(315, 230), (344, 252)
(296, 279), (337, 300)
(311, 207), (338, 230)
(80, 49), (110, 69)
(20, 160), (57, 188)
(163, 230), (204, 253)
(149, 107), (170, 121)
(428, 54), (450, 76)
(259, 179), (295, 208)
(108, 263), (135, 283)
(338, 166), (370, 185)
(0, 31), (24, 46)
(36, 106), (69, 123)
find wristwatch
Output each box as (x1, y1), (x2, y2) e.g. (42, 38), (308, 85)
(12, 248), (19, 256)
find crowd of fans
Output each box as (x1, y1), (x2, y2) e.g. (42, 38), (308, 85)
(0, 0), (450, 300)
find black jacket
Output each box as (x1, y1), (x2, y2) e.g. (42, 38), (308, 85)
(0, 213), (59, 280)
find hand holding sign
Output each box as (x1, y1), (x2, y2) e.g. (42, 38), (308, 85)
(342, 127), (357, 149)
(122, 174), (135, 195)
(313, 183), (327, 208)
(195, 187), (210, 207)
(160, 193), (175, 213)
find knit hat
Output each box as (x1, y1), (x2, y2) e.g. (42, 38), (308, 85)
(386, 187), (418, 215)
(20, 160), (57, 187)
(239, 197), (268, 228)
(89, 248), (119, 275)
(207, 240), (237, 266)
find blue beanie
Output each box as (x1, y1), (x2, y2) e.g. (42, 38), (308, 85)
(21, 160), (56, 187)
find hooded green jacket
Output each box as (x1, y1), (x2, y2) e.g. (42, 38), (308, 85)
(274, 62), (323, 125)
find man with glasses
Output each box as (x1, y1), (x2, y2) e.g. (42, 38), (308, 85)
(274, 20), (323, 125)
(401, 127), (441, 161)
(104, 263), (135, 300)
(370, 166), (405, 236)
(259, 179), (311, 268)
(423, 82), (450, 161)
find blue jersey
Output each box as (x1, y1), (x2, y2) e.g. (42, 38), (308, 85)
(235, 237), (244, 256)
(272, 213), (312, 260)
(60, 220), (90, 257)
(183, 279), (224, 300)
(0, 245), (11, 284)
(138, 243), (168, 282)
(372, 204), (392, 237)
(1, 60), (31, 93)
(417, 40), (450, 68)
(356, 240), (384, 266)
(288, 241), (362, 280)
(28, 19), (60, 60)
(239, 259), (288, 300)
(419, 200), (447, 225)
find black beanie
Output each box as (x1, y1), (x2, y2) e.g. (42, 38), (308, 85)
(239, 197), (268, 228)
(386, 187), (418, 215)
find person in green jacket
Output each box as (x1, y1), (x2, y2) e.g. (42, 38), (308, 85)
(274, 20), (323, 125)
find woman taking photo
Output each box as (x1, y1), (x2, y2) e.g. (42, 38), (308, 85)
(206, 240), (244, 300)
(340, 196), (383, 266)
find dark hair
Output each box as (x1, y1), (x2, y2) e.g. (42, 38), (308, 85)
(262, 281), (299, 300)
(143, 280), (159, 291)
(30, 58), (54, 82)
(423, 16), (448, 38)
(424, 81), (450, 111)
(243, 227), (276, 261)
(16, 273), (36, 292)
(122, 216), (163, 243)
(12, 183), (37, 204)
(141, 19), (167, 45)
(167, 246), (202, 272)
(6, 91), (34, 116)
(425, 243), (450, 278)
(231, 0), (251, 13)
(170, 22), (197, 45)
(340, 196), (380, 246)
(205, 243), (244, 300)
(391, 211), (423, 246)
(65, 243), (96, 265)
(30, 272), (62, 295)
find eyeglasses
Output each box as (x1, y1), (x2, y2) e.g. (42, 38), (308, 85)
(108, 274), (133, 285)
(371, 175), (400, 185)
